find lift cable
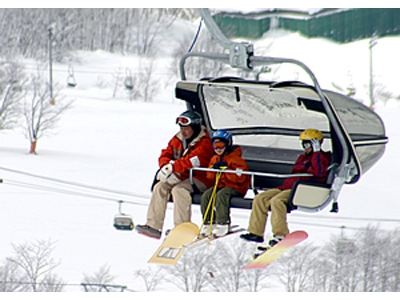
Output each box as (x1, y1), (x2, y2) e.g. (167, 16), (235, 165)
(187, 18), (202, 52)
(2, 166), (400, 229)
(0, 166), (150, 201)
(291, 213), (400, 224)
(3, 179), (148, 207)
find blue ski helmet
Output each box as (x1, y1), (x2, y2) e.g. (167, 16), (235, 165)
(211, 129), (232, 146)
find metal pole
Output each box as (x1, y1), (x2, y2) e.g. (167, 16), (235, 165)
(369, 36), (377, 109)
(48, 27), (54, 104)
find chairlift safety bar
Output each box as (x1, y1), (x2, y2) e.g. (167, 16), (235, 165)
(189, 167), (312, 192)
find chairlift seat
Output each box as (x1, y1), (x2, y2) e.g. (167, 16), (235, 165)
(113, 214), (134, 230)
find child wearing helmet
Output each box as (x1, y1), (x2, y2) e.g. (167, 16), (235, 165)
(240, 128), (331, 247)
(200, 129), (250, 237)
(136, 110), (214, 239)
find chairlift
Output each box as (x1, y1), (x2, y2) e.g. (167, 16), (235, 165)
(113, 201), (134, 230)
(124, 68), (133, 90)
(347, 86), (356, 96)
(174, 9), (388, 214)
(67, 65), (77, 88)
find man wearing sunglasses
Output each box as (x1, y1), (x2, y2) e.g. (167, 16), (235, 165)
(136, 110), (213, 239)
(240, 129), (331, 248)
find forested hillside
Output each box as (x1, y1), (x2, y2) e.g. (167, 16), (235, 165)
(0, 8), (198, 61)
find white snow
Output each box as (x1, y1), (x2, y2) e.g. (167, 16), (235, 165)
(1, 20), (399, 293)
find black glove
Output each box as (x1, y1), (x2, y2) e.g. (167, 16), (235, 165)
(213, 160), (228, 169)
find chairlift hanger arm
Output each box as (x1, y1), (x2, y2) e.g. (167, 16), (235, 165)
(193, 9), (324, 96)
(198, 8), (233, 50)
(198, 8), (254, 70)
(179, 52), (322, 91)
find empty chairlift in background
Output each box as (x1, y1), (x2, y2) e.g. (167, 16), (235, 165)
(67, 65), (77, 88)
(124, 68), (133, 90)
(113, 200), (134, 231)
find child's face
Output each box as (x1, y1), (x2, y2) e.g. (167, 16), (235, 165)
(213, 139), (226, 156)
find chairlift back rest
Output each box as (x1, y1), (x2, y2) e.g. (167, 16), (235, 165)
(240, 145), (301, 190)
(286, 162), (338, 212)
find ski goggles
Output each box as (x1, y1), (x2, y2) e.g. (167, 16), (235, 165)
(213, 141), (227, 150)
(176, 116), (191, 126)
(301, 141), (312, 149)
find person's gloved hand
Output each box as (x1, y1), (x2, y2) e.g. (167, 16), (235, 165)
(157, 163), (181, 185)
(166, 173), (181, 185)
(311, 138), (321, 152)
(213, 160), (228, 169)
(157, 163), (173, 182)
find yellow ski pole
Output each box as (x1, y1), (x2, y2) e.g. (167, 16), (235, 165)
(200, 167), (226, 237)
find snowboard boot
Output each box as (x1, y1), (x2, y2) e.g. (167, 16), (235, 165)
(240, 232), (264, 243)
(268, 235), (284, 247)
(136, 224), (162, 239)
(257, 235), (285, 252)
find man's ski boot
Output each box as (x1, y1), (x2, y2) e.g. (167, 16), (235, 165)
(136, 224), (162, 239)
(240, 232), (264, 243)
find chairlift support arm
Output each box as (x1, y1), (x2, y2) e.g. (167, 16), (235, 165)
(198, 8), (254, 70)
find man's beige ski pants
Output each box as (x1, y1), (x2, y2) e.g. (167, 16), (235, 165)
(146, 178), (207, 231)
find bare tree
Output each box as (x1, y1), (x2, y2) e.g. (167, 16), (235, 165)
(295, 226), (400, 292)
(0, 259), (26, 292)
(23, 67), (72, 154)
(129, 9), (180, 57)
(228, 239), (272, 292)
(133, 266), (164, 292)
(135, 59), (160, 102)
(325, 232), (360, 292)
(81, 264), (123, 292)
(111, 60), (160, 102)
(0, 8), (190, 62)
(158, 237), (272, 292)
(170, 29), (227, 81)
(371, 82), (395, 106)
(162, 245), (214, 292)
(383, 228), (400, 291)
(273, 243), (319, 292)
(140, 227), (400, 292)
(6, 239), (63, 292)
(0, 60), (26, 131)
(209, 238), (262, 292)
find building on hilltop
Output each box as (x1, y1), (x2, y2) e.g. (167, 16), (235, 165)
(213, 8), (400, 43)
